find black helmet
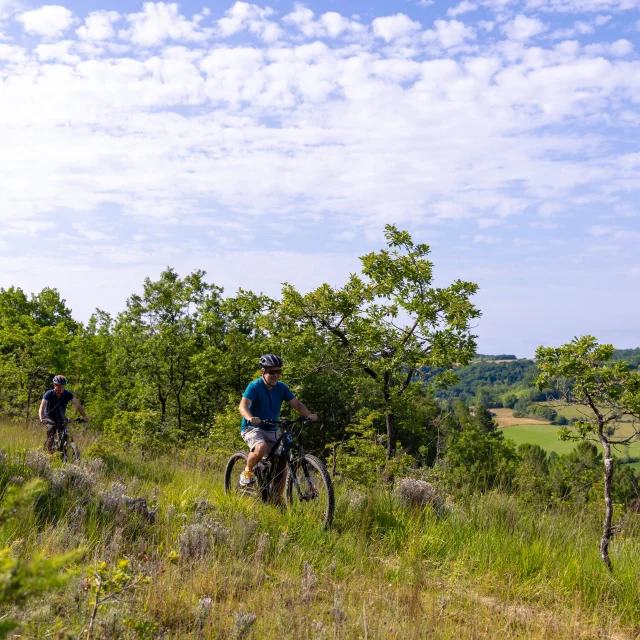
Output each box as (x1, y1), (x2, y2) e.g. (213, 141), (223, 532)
(53, 375), (67, 386)
(259, 354), (283, 369)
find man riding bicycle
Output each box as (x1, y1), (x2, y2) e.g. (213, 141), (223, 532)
(38, 375), (89, 453)
(238, 354), (317, 487)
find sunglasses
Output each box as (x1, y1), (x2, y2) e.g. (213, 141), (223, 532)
(266, 369), (282, 375)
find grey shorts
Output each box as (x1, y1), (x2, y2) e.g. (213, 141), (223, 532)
(241, 428), (282, 453)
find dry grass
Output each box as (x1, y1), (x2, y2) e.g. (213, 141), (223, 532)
(492, 408), (550, 428)
(3, 419), (640, 639)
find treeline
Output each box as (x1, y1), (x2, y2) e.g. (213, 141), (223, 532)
(1, 227), (638, 510)
(436, 350), (639, 423)
(0, 227), (482, 469)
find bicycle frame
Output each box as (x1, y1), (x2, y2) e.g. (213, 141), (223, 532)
(259, 418), (317, 502)
(45, 417), (82, 460)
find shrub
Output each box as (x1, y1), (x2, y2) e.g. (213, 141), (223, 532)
(395, 478), (443, 509)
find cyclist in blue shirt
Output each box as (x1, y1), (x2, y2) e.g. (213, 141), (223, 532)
(39, 375), (89, 453)
(238, 354), (317, 486)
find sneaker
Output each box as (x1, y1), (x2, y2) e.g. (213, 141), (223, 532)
(239, 470), (255, 486)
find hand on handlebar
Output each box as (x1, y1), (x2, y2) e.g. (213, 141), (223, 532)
(306, 414), (318, 422)
(248, 416), (261, 426)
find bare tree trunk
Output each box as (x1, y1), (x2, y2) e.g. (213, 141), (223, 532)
(332, 442), (338, 476)
(25, 367), (44, 426)
(385, 409), (396, 459)
(158, 390), (166, 423)
(600, 437), (614, 572)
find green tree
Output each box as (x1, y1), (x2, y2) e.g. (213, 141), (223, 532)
(112, 268), (212, 439)
(0, 287), (77, 423)
(281, 225), (480, 458)
(442, 403), (517, 491)
(536, 336), (640, 571)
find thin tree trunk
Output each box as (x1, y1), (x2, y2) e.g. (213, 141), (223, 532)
(25, 367), (44, 425)
(385, 409), (396, 459)
(158, 391), (166, 423)
(600, 437), (614, 572)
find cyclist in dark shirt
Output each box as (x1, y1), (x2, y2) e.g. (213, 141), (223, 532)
(38, 375), (88, 452)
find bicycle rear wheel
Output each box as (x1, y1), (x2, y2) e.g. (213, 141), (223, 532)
(286, 454), (334, 529)
(223, 451), (259, 499)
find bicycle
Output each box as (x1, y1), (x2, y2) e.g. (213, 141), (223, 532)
(44, 417), (83, 463)
(224, 417), (335, 528)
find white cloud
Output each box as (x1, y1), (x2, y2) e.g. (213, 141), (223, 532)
(590, 224), (613, 235)
(503, 15), (547, 40)
(122, 2), (209, 47)
(424, 19), (476, 48)
(283, 5), (365, 39)
(17, 5), (75, 38)
(76, 11), (120, 41)
(474, 234), (501, 243)
(372, 14), (421, 42)
(584, 38), (633, 55)
(35, 40), (80, 63)
(217, 1), (282, 42)
(447, 1), (478, 17)
(482, 0), (640, 11)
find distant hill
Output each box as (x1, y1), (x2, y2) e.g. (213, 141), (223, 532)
(610, 348), (640, 368)
(435, 347), (639, 405)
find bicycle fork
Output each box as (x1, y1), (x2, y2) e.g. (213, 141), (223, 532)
(290, 460), (318, 501)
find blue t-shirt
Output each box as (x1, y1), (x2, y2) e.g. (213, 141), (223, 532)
(240, 378), (295, 432)
(42, 389), (74, 423)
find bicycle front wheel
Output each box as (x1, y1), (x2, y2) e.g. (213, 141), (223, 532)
(223, 451), (259, 499)
(286, 454), (334, 529)
(69, 441), (80, 463)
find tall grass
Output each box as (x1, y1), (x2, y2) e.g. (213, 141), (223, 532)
(1, 418), (639, 638)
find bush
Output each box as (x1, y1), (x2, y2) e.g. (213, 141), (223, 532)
(395, 478), (444, 509)
(104, 410), (178, 450)
(534, 405), (557, 421)
(443, 422), (518, 492)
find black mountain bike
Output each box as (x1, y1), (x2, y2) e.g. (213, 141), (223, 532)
(224, 417), (335, 528)
(45, 417), (82, 463)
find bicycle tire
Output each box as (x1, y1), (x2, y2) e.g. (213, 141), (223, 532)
(286, 454), (334, 529)
(69, 441), (80, 463)
(223, 451), (259, 498)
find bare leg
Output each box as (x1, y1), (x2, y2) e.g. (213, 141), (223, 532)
(245, 442), (270, 472)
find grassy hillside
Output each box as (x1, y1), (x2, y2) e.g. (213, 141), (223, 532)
(2, 420), (640, 639)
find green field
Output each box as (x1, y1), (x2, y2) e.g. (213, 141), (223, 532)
(502, 423), (640, 469)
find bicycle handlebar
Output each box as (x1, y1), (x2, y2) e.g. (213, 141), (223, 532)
(43, 417), (85, 425)
(259, 416), (312, 428)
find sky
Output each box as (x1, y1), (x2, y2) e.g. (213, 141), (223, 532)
(0, 0), (639, 356)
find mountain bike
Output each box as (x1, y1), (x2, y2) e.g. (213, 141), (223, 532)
(44, 417), (83, 463)
(224, 417), (335, 528)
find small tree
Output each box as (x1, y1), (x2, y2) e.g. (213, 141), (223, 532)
(281, 225), (480, 458)
(535, 336), (640, 571)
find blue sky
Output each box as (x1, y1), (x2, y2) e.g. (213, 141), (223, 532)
(0, 0), (639, 356)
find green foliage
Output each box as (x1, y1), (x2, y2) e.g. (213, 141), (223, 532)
(0, 479), (80, 637)
(441, 404), (518, 492)
(104, 410), (173, 450)
(281, 225), (480, 457)
(536, 336), (640, 436)
(333, 410), (387, 484)
(86, 559), (150, 639)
